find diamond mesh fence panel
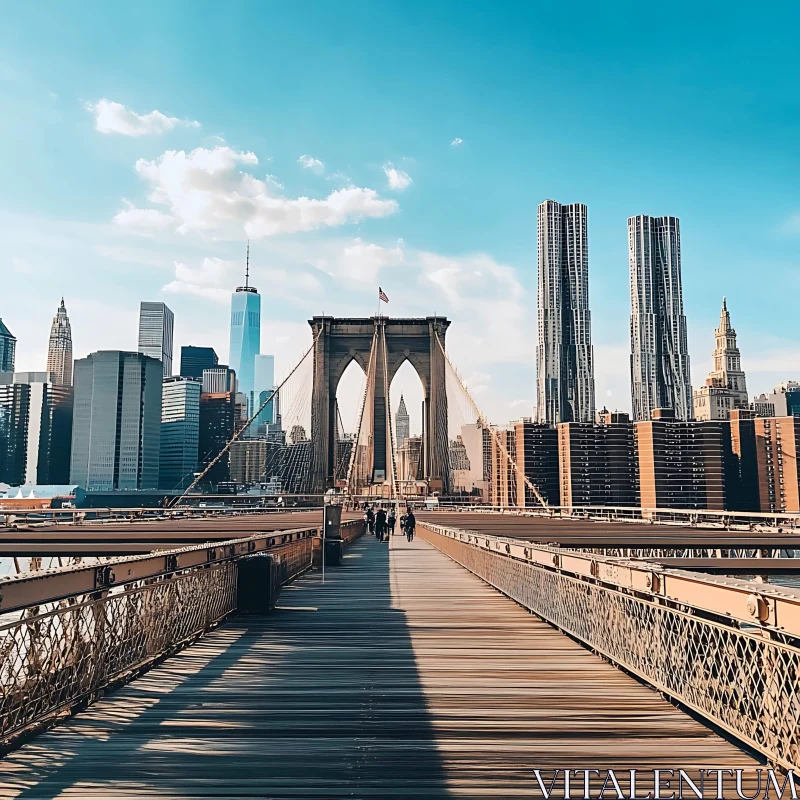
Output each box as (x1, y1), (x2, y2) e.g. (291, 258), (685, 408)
(421, 525), (800, 770)
(0, 562), (236, 742)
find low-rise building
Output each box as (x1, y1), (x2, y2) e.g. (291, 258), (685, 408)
(490, 427), (517, 507)
(751, 382), (800, 418)
(635, 409), (726, 510)
(513, 419), (559, 507)
(558, 413), (636, 508)
(754, 416), (800, 513)
(722, 409), (760, 512)
(230, 438), (267, 484)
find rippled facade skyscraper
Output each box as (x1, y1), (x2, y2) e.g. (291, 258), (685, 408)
(536, 200), (595, 425)
(46, 298), (73, 386)
(628, 215), (692, 421)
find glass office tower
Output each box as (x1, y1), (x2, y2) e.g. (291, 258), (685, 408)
(229, 247), (260, 417)
(70, 351), (162, 490)
(138, 302), (174, 377)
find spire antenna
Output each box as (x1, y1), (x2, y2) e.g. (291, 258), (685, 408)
(245, 240), (250, 288)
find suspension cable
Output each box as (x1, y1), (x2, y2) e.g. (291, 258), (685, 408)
(346, 330), (378, 497)
(172, 331), (321, 507)
(433, 331), (548, 510)
(381, 323), (399, 500)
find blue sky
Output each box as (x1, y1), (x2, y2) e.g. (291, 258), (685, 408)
(1, 0), (799, 431)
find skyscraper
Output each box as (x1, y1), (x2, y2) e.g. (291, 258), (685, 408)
(254, 354), (275, 425)
(180, 346), (218, 379)
(693, 298), (749, 421)
(198, 391), (235, 486)
(12, 373), (73, 484)
(0, 383), (29, 485)
(202, 365), (236, 394)
(70, 351), (162, 491)
(629, 215), (692, 421)
(395, 394), (410, 443)
(160, 376), (201, 490)
(229, 244), (260, 416)
(536, 200), (595, 425)
(46, 298), (73, 386)
(0, 319), (16, 373)
(138, 301), (174, 377)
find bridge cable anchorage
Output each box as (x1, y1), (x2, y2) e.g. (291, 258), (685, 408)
(346, 329), (378, 498)
(171, 331), (322, 507)
(433, 331), (548, 510)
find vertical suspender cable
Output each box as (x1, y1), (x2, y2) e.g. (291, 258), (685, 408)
(433, 331), (548, 510)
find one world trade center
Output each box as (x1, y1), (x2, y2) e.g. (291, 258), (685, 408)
(229, 243), (261, 418)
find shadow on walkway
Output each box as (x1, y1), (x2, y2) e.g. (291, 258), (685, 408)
(0, 535), (450, 799)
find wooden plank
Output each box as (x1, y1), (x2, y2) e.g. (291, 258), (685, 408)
(0, 533), (759, 797)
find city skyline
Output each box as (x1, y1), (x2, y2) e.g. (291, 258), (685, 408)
(2, 2), (799, 431)
(0, 266), (793, 433)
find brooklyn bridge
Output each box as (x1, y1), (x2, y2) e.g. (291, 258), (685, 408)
(0, 315), (799, 797)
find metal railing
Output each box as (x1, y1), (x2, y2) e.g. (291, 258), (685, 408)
(0, 520), (364, 748)
(420, 522), (800, 770)
(0, 503), (327, 528)
(421, 503), (800, 532)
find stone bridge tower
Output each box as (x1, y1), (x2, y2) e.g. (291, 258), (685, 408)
(309, 316), (451, 495)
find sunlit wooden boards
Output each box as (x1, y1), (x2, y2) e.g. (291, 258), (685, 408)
(0, 534), (758, 798)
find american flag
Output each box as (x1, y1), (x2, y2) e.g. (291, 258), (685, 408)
(378, 287), (389, 303)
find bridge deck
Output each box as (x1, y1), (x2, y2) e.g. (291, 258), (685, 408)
(418, 511), (800, 549)
(0, 534), (757, 798)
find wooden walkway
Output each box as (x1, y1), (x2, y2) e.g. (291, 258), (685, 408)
(0, 534), (758, 798)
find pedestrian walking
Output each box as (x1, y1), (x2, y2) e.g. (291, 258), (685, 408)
(404, 508), (416, 542)
(376, 507), (388, 541)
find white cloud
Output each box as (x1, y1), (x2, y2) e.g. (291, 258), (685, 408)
(263, 268), (322, 298)
(419, 251), (523, 307)
(327, 170), (350, 183)
(316, 237), (404, 284)
(163, 280), (231, 304)
(11, 257), (30, 274)
(92, 244), (172, 267)
(297, 155), (325, 174)
(451, 137), (463, 147)
(174, 257), (232, 286)
(162, 257), (234, 303)
(383, 162), (412, 191)
(116, 146), (398, 239)
(112, 199), (175, 233)
(161, 255), (321, 307)
(87, 99), (200, 136)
